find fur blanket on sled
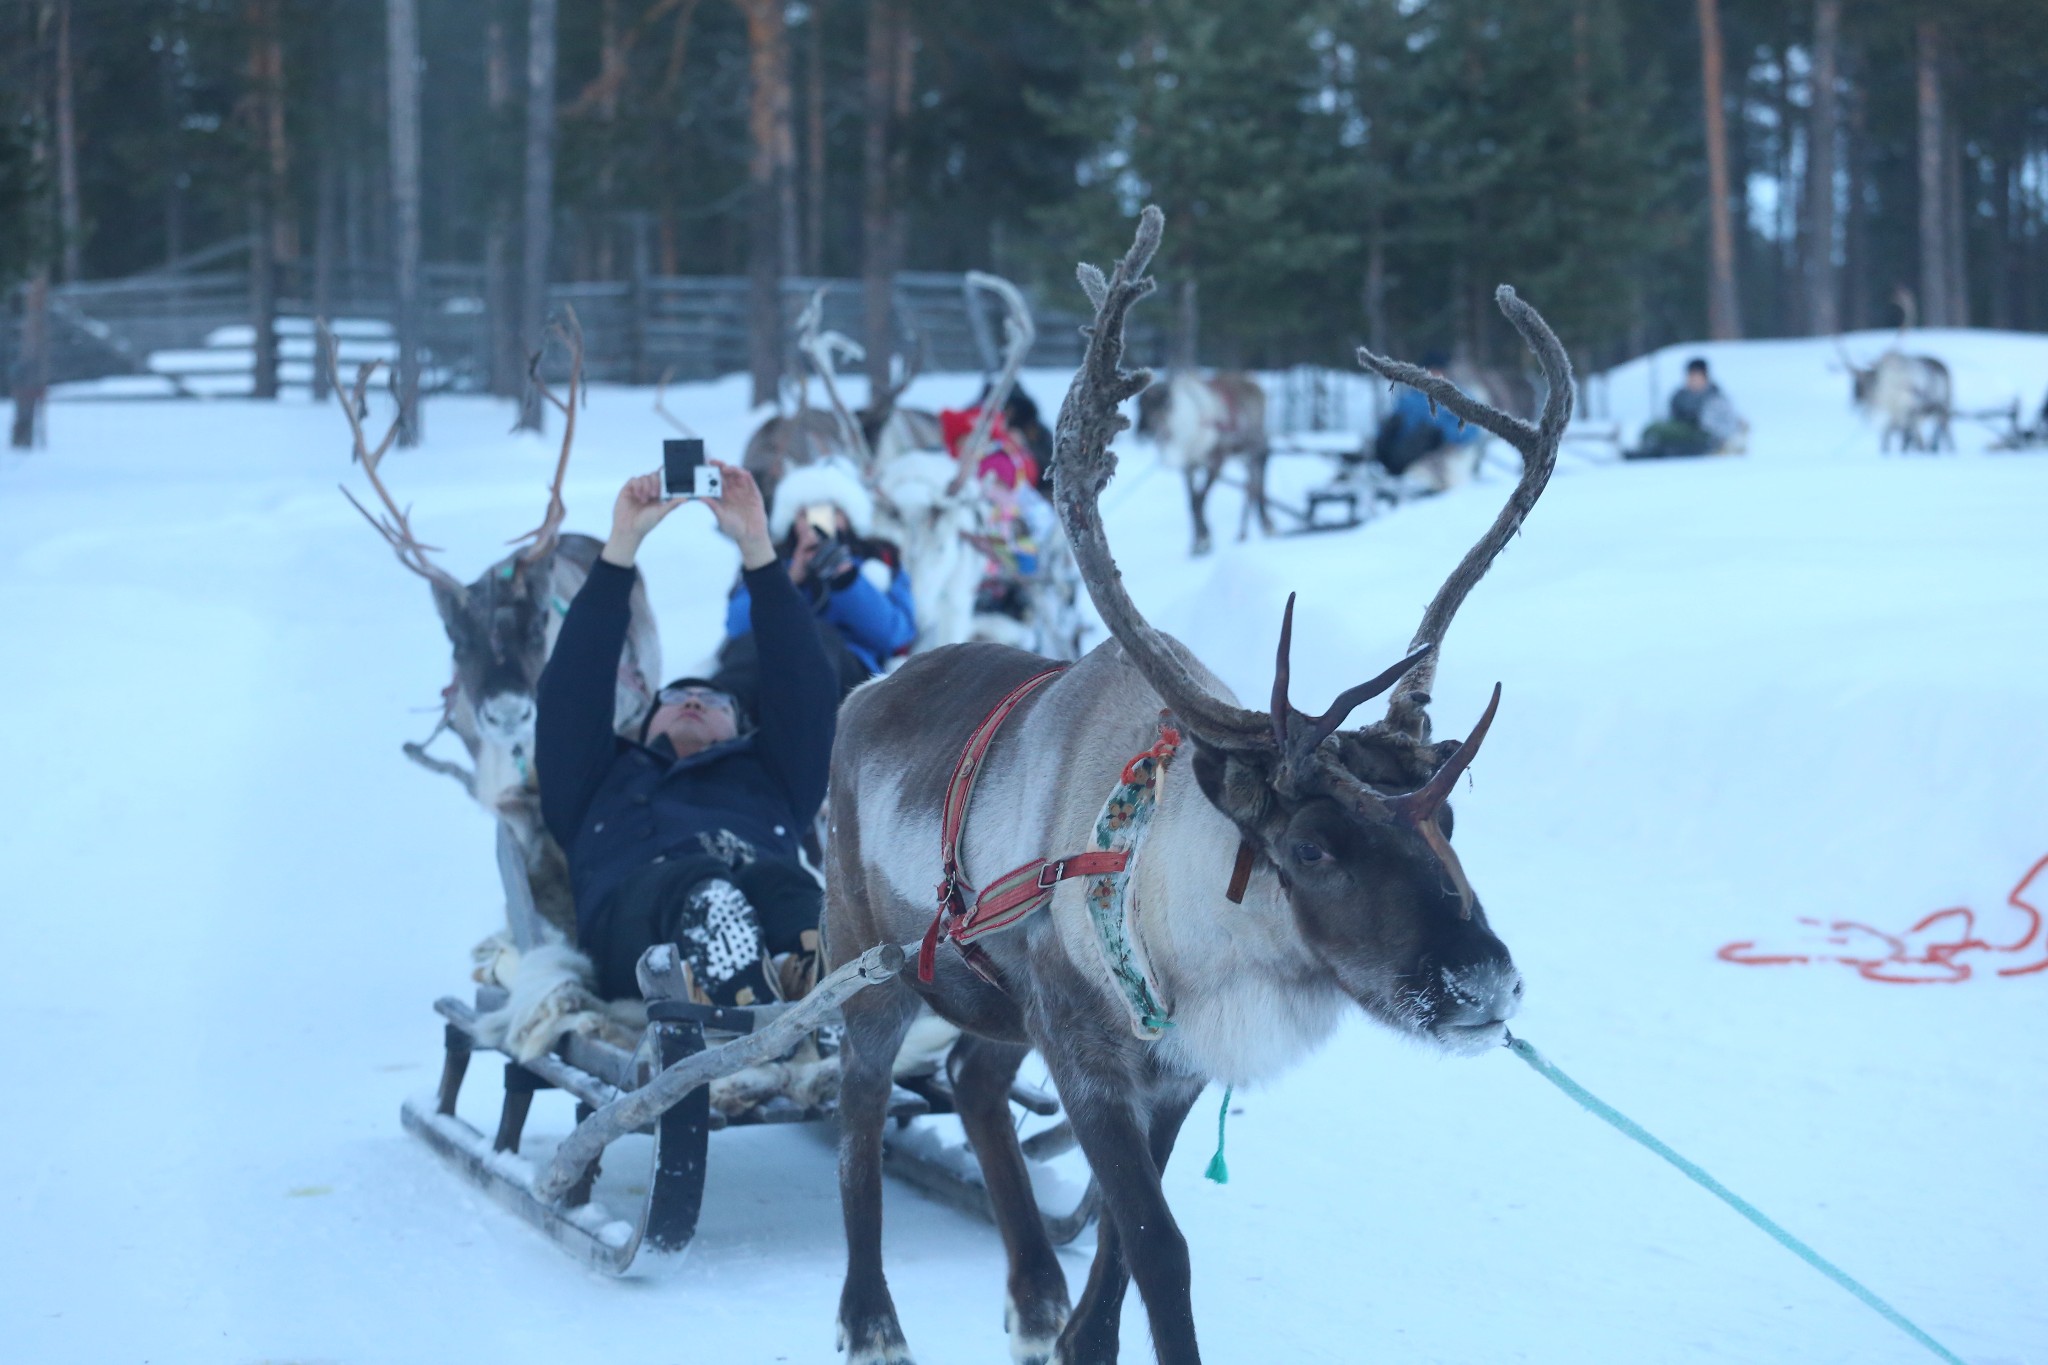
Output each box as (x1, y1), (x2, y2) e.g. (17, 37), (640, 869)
(468, 932), (952, 1119)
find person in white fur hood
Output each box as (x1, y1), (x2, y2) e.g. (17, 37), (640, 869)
(713, 459), (916, 704)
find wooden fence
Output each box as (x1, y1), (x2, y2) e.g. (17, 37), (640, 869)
(4, 239), (1162, 397)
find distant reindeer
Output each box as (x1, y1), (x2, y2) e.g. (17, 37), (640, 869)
(1136, 369), (1273, 555)
(326, 316), (660, 938)
(1837, 290), (1953, 453)
(824, 209), (1564, 1364)
(1838, 343), (1953, 453)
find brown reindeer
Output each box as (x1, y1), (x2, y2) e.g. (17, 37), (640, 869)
(821, 209), (1568, 1364)
(327, 316), (660, 939)
(1136, 369), (1273, 556)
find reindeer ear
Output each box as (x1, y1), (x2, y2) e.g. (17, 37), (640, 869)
(1189, 740), (1281, 838)
(430, 578), (468, 627)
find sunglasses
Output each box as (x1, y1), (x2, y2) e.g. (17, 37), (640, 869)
(657, 684), (736, 710)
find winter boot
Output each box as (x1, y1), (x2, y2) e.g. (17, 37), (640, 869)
(675, 877), (781, 1007)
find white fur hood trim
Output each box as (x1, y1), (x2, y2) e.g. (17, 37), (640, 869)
(770, 459), (875, 539)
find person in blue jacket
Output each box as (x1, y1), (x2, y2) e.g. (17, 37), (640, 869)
(535, 464), (839, 1004)
(1369, 349), (1482, 479)
(715, 459), (915, 704)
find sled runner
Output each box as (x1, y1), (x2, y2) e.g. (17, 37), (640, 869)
(400, 827), (1097, 1274)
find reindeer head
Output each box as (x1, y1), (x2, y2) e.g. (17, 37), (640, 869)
(1834, 339), (1878, 405)
(326, 312), (585, 814)
(1055, 210), (1570, 1055)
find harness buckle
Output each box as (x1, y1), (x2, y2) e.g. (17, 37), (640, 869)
(1035, 859), (1067, 890)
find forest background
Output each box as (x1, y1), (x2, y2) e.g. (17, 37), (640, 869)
(3, 0), (2046, 419)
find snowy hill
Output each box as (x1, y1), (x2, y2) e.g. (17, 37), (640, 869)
(2, 330), (2043, 1364)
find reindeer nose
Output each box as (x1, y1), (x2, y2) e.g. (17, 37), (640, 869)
(1439, 960), (1523, 1031)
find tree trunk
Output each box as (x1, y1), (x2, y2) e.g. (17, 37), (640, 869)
(594, 0), (623, 280)
(1842, 60), (1870, 330)
(246, 0), (286, 398)
(518, 0), (558, 432)
(54, 0), (80, 282)
(862, 0), (908, 400)
(1697, 0), (1742, 339)
(1803, 0), (1840, 335)
(484, 5), (521, 399)
(312, 145), (337, 401)
(1363, 229), (1387, 359)
(1915, 19), (1948, 329)
(387, 0), (423, 444)
(1943, 114), (1967, 327)
(739, 0), (795, 407)
(11, 269), (49, 448)
(804, 0), (827, 277)
(1171, 277), (1198, 368)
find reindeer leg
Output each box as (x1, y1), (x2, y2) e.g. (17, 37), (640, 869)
(1047, 1065), (1206, 1365)
(1185, 465), (1213, 557)
(836, 979), (924, 1365)
(1237, 451), (1272, 541)
(949, 1036), (1070, 1364)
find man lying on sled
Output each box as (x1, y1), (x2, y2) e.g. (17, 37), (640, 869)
(537, 463), (839, 1007)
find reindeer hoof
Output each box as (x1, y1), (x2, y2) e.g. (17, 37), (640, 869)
(840, 1319), (915, 1365)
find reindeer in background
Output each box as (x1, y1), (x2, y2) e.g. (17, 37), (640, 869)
(823, 208), (1566, 1363)
(1136, 369), (1273, 556)
(1837, 288), (1955, 453)
(325, 316), (660, 939)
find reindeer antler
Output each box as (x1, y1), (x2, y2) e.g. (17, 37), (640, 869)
(323, 320), (468, 600)
(1054, 208), (1269, 749)
(1355, 285), (1571, 739)
(949, 270), (1037, 495)
(654, 365), (698, 437)
(509, 304), (584, 565)
(796, 289), (876, 469)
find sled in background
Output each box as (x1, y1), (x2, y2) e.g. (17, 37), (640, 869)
(400, 825), (1097, 1274)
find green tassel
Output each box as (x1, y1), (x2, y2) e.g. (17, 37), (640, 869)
(1203, 1086), (1232, 1184)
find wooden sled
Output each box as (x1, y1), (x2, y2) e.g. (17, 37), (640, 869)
(400, 827), (1098, 1275)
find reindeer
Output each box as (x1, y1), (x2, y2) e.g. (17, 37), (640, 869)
(1836, 288), (1954, 453)
(1838, 343), (1954, 453)
(793, 286), (1024, 655)
(1136, 369), (1273, 556)
(326, 316), (660, 939)
(822, 208), (1566, 1364)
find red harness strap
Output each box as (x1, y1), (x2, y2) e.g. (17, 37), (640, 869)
(919, 667), (1132, 984)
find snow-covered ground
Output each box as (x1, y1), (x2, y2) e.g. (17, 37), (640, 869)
(3, 330), (2044, 1364)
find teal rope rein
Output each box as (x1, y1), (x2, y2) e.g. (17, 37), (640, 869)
(1504, 1032), (1966, 1365)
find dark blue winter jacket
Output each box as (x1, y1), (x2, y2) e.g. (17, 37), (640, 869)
(536, 557), (838, 940)
(724, 553), (916, 675)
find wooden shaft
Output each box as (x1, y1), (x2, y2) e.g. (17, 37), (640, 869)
(532, 943), (904, 1203)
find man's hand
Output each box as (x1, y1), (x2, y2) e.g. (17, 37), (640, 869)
(705, 461), (777, 570)
(601, 473), (685, 568)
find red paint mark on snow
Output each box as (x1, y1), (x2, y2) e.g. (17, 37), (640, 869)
(1718, 852), (2048, 984)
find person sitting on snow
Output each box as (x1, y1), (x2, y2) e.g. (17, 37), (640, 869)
(1627, 357), (1748, 460)
(713, 459), (916, 707)
(1365, 349), (1483, 489)
(536, 465), (838, 1006)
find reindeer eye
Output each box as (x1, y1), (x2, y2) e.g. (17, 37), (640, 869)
(1293, 841), (1326, 865)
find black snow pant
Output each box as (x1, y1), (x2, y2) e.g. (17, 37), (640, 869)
(583, 849), (823, 1001)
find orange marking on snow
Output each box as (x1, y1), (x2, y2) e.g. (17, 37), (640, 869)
(1718, 851), (2048, 985)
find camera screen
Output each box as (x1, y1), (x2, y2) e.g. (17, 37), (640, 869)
(662, 439), (704, 499)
